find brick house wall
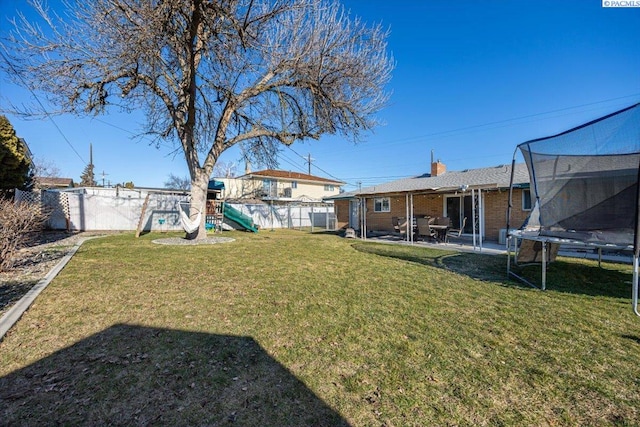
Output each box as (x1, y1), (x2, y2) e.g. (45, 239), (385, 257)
(482, 189), (530, 239)
(335, 199), (350, 229)
(333, 188), (531, 241)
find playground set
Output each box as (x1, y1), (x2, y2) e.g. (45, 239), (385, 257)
(135, 180), (258, 237)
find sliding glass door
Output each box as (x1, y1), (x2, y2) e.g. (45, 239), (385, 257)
(445, 195), (474, 233)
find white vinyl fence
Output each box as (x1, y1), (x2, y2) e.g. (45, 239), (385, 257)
(16, 188), (188, 232)
(14, 188), (335, 232)
(231, 203), (336, 231)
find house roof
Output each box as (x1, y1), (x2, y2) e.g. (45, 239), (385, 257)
(326, 163), (530, 199)
(34, 176), (74, 188)
(242, 169), (344, 185)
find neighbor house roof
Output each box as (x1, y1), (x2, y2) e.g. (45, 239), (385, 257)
(34, 176), (74, 188)
(242, 169), (344, 185)
(326, 163), (530, 200)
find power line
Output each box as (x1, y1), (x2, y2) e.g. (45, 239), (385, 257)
(0, 51), (87, 165)
(91, 116), (174, 149)
(277, 152), (307, 173)
(321, 93), (640, 157)
(285, 145), (347, 183)
(390, 93), (640, 145)
(341, 174), (414, 180)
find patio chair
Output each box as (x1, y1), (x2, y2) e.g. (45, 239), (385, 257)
(392, 216), (407, 236)
(416, 217), (436, 241)
(445, 217), (466, 243)
(398, 217), (408, 236)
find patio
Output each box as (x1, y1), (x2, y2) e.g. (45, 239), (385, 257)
(359, 231), (634, 264)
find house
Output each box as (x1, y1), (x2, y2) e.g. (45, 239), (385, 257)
(34, 176), (75, 190)
(325, 161), (531, 242)
(216, 169), (344, 203)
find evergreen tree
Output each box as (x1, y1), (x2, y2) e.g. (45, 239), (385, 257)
(79, 162), (96, 187)
(0, 115), (32, 192)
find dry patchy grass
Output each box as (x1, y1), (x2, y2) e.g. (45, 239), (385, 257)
(1, 230), (639, 426)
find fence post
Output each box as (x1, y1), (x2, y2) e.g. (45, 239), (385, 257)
(326, 204), (329, 230)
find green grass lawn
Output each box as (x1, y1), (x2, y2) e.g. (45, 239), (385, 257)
(1, 230), (639, 426)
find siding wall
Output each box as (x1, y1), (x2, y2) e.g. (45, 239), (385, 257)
(218, 177), (341, 200)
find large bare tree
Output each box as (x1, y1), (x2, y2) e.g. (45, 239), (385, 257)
(2, 0), (393, 239)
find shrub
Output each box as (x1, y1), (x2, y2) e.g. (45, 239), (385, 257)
(0, 198), (48, 271)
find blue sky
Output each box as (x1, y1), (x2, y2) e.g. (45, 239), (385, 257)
(1, 0), (639, 191)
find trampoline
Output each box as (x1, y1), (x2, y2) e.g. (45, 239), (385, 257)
(506, 103), (640, 315)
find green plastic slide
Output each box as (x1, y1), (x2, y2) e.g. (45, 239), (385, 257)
(222, 202), (258, 232)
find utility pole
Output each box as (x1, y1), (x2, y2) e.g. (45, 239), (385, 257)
(100, 170), (109, 187)
(306, 153), (314, 175)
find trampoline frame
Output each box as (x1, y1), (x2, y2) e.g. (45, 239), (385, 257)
(506, 103), (640, 316)
(506, 231), (636, 313)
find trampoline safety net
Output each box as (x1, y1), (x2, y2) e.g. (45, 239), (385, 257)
(518, 103), (640, 250)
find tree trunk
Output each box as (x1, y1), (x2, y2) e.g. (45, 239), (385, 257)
(185, 171), (209, 240)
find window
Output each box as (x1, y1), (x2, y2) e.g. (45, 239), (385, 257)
(262, 179), (276, 197)
(291, 181), (298, 189)
(374, 197), (390, 212)
(522, 189), (532, 211)
(324, 184), (335, 191)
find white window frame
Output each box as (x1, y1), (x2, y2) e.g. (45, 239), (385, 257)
(324, 184), (335, 191)
(373, 197), (390, 213)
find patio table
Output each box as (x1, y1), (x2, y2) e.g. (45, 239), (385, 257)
(430, 225), (449, 242)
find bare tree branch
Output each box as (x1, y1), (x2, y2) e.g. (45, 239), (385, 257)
(1, 0), (393, 239)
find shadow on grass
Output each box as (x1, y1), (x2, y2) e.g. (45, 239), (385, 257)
(352, 242), (511, 282)
(0, 324), (350, 427)
(621, 334), (640, 345)
(352, 242), (632, 299)
(508, 259), (632, 299)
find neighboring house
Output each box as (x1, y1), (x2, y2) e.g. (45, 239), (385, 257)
(325, 161), (531, 242)
(216, 169), (344, 203)
(34, 176), (74, 190)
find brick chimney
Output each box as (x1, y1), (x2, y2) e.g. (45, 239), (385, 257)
(431, 160), (446, 177)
